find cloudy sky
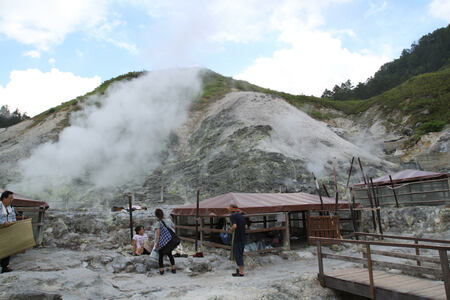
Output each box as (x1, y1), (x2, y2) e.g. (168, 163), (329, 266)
(0, 0), (449, 117)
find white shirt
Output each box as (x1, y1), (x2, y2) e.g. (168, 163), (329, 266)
(133, 233), (148, 249)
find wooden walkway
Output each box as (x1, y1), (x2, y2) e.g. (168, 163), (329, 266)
(311, 233), (450, 300)
(324, 267), (446, 300)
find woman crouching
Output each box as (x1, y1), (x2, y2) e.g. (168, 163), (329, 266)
(154, 208), (176, 275)
(132, 225), (153, 256)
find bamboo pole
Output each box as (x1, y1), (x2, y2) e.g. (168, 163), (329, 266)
(322, 184), (330, 197)
(370, 177), (383, 235)
(128, 194), (133, 241)
(358, 158), (377, 231)
(333, 167), (339, 213)
(312, 172), (324, 213)
(195, 189), (200, 252)
(389, 175), (400, 208)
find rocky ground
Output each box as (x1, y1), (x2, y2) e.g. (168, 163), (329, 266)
(1, 206), (448, 300)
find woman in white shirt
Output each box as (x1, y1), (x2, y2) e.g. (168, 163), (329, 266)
(132, 225), (152, 256)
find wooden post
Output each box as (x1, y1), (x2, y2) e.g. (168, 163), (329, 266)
(128, 194), (133, 241)
(349, 203), (358, 239)
(195, 189), (200, 252)
(200, 217), (204, 248)
(333, 167), (339, 213)
(346, 156), (355, 189)
(316, 239), (324, 286)
(36, 207), (44, 246)
(439, 249), (450, 300)
(302, 211), (307, 237)
(370, 178), (383, 235)
(414, 239), (421, 266)
(366, 176), (377, 232)
(322, 184), (330, 197)
(312, 172), (324, 213)
(389, 175), (399, 208)
(366, 244), (375, 299)
(283, 212), (291, 250)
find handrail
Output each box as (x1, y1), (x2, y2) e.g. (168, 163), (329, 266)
(313, 236), (450, 300)
(309, 236), (450, 250)
(354, 232), (450, 244)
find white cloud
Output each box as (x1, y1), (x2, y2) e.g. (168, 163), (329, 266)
(0, 0), (108, 50)
(429, 0), (450, 22)
(365, 1), (387, 17)
(0, 68), (101, 116)
(23, 50), (41, 58)
(235, 29), (389, 96)
(48, 58), (56, 65)
(0, 0), (136, 53)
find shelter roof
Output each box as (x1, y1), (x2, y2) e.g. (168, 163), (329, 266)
(354, 169), (449, 187)
(0, 189), (49, 209)
(171, 192), (350, 217)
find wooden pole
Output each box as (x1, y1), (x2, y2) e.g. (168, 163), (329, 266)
(346, 156), (355, 189)
(370, 177), (383, 235)
(439, 249), (450, 300)
(312, 172), (324, 213)
(322, 184), (330, 197)
(389, 175), (399, 208)
(317, 240), (324, 286)
(357, 157), (367, 185)
(195, 189), (200, 252)
(366, 175), (378, 232)
(366, 244), (375, 299)
(358, 158), (377, 232)
(333, 167), (339, 213)
(283, 212), (291, 250)
(128, 194), (133, 241)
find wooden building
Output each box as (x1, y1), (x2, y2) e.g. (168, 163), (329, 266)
(353, 169), (449, 208)
(171, 192), (353, 253)
(1, 189), (49, 245)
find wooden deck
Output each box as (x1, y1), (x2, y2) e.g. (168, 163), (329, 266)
(324, 267), (446, 300)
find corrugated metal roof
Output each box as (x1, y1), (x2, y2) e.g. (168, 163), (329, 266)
(354, 169), (449, 187)
(171, 192), (350, 217)
(0, 189), (49, 208)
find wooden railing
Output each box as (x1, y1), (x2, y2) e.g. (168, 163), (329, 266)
(310, 234), (450, 300)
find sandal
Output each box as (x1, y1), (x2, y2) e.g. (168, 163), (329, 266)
(159, 270), (164, 275)
(232, 272), (244, 277)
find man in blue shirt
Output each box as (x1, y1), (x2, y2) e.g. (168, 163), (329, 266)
(229, 204), (247, 277)
(1, 190), (16, 273)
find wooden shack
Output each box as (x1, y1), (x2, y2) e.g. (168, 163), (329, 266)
(352, 169), (449, 207)
(1, 189), (49, 245)
(171, 192), (353, 253)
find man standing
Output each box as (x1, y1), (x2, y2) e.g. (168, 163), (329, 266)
(1, 191), (16, 273)
(229, 204), (247, 277)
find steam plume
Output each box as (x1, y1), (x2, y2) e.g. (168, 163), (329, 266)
(9, 68), (202, 208)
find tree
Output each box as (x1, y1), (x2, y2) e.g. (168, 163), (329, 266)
(0, 105), (29, 128)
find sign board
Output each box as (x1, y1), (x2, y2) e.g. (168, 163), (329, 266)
(0, 218), (36, 259)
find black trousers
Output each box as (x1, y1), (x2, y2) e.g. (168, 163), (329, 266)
(158, 244), (175, 269)
(1, 256), (10, 270)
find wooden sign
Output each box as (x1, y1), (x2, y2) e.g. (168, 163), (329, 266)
(0, 218), (36, 259)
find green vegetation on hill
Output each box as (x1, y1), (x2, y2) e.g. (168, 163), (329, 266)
(0, 105), (29, 128)
(318, 66), (450, 134)
(323, 24), (450, 100)
(27, 63), (449, 139)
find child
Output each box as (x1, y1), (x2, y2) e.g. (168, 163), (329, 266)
(132, 225), (153, 256)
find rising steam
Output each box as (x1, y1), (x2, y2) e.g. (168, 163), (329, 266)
(9, 68), (203, 208)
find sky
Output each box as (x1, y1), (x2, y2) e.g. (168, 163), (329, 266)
(0, 0), (449, 117)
